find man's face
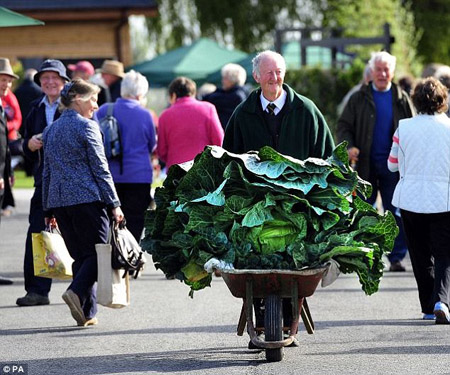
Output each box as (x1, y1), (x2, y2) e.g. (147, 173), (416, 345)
(39, 71), (65, 100)
(253, 56), (285, 101)
(372, 60), (394, 91)
(0, 74), (13, 98)
(101, 73), (119, 87)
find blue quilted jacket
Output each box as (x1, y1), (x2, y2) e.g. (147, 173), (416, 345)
(42, 109), (120, 211)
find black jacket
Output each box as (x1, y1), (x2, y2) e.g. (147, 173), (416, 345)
(0, 107), (11, 194)
(14, 79), (43, 128)
(203, 86), (248, 129)
(336, 82), (415, 180)
(22, 97), (62, 187)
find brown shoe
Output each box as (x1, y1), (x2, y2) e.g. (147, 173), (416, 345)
(62, 289), (86, 326)
(389, 261), (406, 272)
(79, 317), (98, 327)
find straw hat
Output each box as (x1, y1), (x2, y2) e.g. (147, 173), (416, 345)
(0, 58), (19, 79)
(98, 60), (124, 78)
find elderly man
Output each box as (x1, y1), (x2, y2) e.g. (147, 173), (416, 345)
(203, 63), (248, 129)
(0, 58), (18, 285)
(223, 50), (334, 348)
(337, 51), (415, 272)
(223, 51), (334, 159)
(97, 60), (124, 106)
(16, 59), (69, 306)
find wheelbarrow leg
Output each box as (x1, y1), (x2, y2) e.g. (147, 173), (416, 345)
(300, 298), (315, 334)
(237, 299), (246, 336)
(287, 280), (300, 342)
(246, 279), (264, 348)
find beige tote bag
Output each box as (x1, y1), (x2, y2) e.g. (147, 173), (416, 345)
(96, 243), (130, 308)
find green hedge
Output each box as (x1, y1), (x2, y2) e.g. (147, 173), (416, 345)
(285, 60), (365, 140)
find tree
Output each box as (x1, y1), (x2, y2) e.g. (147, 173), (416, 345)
(144, 0), (309, 54)
(319, 0), (422, 76)
(410, 0), (450, 65)
(143, 0), (420, 75)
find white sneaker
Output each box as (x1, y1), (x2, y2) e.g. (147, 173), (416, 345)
(433, 302), (450, 324)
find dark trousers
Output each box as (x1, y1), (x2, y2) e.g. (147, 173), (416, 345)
(1, 179), (14, 209)
(367, 160), (407, 263)
(24, 186), (52, 296)
(0, 190), (3, 219)
(54, 202), (109, 319)
(114, 183), (151, 242)
(401, 209), (450, 312)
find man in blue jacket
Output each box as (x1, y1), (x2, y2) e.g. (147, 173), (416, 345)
(16, 60), (69, 306)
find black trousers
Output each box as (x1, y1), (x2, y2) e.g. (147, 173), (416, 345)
(54, 202), (109, 319)
(24, 186), (52, 296)
(1, 178), (14, 209)
(114, 183), (151, 242)
(401, 209), (450, 313)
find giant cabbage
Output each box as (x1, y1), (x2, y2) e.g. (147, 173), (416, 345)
(142, 142), (398, 296)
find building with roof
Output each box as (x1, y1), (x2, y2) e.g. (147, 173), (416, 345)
(0, 0), (157, 68)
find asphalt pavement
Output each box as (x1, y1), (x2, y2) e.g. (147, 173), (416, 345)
(0, 189), (449, 375)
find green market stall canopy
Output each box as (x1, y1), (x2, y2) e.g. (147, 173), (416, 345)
(129, 38), (248, 87)
(0, 6), (44, 27)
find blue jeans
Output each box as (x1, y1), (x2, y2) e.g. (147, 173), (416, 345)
(366, 160), (407, 263)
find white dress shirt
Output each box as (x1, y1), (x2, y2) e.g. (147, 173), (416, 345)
(260, 90), (287, 115)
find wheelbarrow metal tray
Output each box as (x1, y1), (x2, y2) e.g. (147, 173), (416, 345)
(221, 267), (328, 299)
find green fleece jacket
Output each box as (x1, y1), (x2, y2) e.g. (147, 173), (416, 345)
(222, 84), (335, 160)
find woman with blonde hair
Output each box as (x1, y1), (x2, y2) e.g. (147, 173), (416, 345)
(42, 78), (124, 326)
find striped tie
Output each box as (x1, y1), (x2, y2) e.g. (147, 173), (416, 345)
(267, 103), (276, 115)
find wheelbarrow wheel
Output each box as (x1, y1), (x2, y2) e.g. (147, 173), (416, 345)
(264, 294), (284, 362)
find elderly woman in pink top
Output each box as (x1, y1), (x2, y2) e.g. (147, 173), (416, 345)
(157, 76), (224, 170)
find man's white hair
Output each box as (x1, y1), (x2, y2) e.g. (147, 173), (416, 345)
(368, 51), (396, 74)
(221, 63), (247, 86)
(252, 50), (286, 79)
(121, 70), (149, 98)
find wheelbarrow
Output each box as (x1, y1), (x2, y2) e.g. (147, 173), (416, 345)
(221, 266), (328, 362)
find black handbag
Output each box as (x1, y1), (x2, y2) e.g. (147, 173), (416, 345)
(110, 220), (146, 278)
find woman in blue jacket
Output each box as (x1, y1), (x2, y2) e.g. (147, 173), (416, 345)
(42, 79), (124, 326)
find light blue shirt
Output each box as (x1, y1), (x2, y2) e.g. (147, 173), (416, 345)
(40, 96), (60, 126)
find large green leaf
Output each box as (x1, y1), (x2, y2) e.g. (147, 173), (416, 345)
(143, 145), (397, 297)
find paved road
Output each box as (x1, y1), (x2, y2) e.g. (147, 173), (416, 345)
(0, 189), (449, 375)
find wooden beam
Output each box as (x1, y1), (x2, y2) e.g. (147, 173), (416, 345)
(20, 9), (157, 22)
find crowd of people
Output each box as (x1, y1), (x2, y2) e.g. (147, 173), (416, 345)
(1, 49), (450, 329)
